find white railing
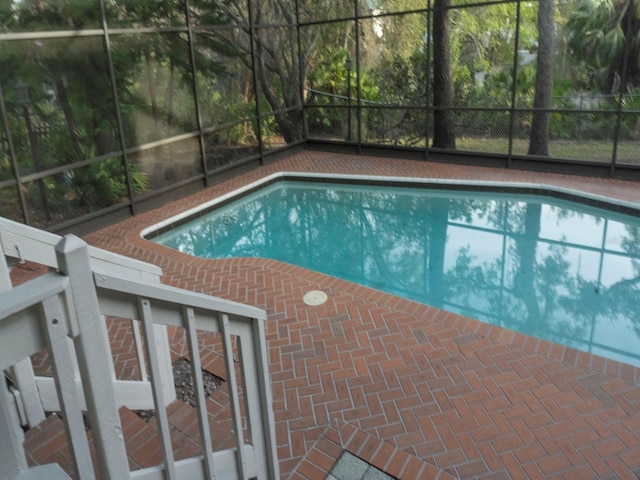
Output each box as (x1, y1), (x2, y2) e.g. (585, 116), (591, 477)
(93, 268), (279, 480)
(0, 216), (175, 425)
(0, 219), (279, 480)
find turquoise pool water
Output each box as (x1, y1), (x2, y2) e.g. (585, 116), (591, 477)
(152, 180), (640, 367)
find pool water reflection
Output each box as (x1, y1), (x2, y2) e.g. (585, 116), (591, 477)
(153, 181), (640, 367)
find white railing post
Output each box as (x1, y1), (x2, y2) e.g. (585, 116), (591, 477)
(40, 295), (95, 480)
(143, 271), (176, 405)
(55, 235), (130, 480)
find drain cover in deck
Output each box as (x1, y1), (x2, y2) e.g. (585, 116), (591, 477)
(303, 290), (328, 306)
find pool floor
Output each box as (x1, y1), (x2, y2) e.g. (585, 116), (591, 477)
(84, 151), (640, 479)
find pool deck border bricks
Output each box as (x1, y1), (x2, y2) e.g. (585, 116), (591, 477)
(79, 150), (640, 479)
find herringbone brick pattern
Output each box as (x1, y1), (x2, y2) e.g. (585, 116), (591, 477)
(109, 317), (145, 381)
(292, 419), (455, 479)
(24, 396), (235, 478)
(70, 152), (640, 478)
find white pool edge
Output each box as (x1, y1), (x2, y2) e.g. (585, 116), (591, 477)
(140, 171), (640, 239)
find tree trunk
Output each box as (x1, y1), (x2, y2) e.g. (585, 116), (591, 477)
(54, 76), (82, 159)
(253, 33), (303, 144)
(619, 0), (640, 91)
(167, 60), (176, 130)
(528, 0), (555, 156)
(84, 55), (116, 156)
(432, 0), (456, 149)
(145, 53), (161, 137)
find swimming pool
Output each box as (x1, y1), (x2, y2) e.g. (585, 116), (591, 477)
(149, 177), (640, 367)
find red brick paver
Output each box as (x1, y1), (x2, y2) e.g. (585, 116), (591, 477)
(83, 151), (640, 479)
(291, 419), (454, 479)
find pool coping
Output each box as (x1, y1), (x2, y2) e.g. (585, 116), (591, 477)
(141, 171), (640, 240)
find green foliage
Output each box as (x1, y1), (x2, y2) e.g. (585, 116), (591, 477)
(306, 47), (379, 137)
(619, 88), (640, 139)
(107, 0), (187, 27)
(10, 0), (102, 30)
(307, 47), (353, 102)
(567, 0), (640, 93)
(0, 146), (11, 181)
(448, 1), (538, 104)
(66, 159), (148, 208)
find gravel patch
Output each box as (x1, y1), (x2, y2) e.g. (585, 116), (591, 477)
(135, 357), (224, 421)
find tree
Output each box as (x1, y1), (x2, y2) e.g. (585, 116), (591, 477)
(450, 2), (538, 103)
(567, 0), (640, 93)
(528, 0), (555, 156)
(191, 0), (311, 143)
(0, 0), (154, 224)
(432, 0), (456, 149)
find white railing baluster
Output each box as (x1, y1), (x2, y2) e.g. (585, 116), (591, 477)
(132, 319), (149, 380)
(0, 382), (28, 479)
(184, 306), (215, 479)
(235, 317), (279, 480)
(41, 295), (95, 480)
(220, 313), (247, 480)
(138, 297), (177, 480)
(154, 324), (176, 403)
(9, 360), (46, 427)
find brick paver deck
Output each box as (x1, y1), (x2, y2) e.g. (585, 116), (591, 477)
(84, 151), (640, 479)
